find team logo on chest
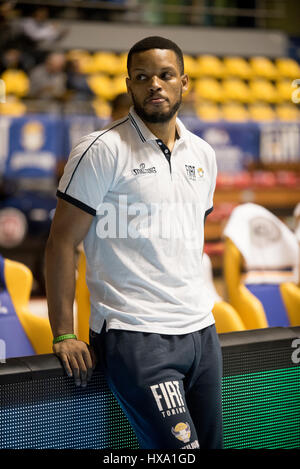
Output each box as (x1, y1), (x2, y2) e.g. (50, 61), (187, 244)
(185, 165), (204, 181)
(185, 165), (196, 180)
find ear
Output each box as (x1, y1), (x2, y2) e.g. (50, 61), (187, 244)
(181, 74), (189, 94)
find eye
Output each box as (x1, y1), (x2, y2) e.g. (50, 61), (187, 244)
(135, 74), (147, 81)
(161, 71), (173, 80)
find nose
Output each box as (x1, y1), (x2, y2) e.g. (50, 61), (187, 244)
(149, 75), (162, 92)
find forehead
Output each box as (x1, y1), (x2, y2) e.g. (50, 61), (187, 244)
(129, 49), (180, 72)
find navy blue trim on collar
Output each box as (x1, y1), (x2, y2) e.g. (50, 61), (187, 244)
(128, 113), (146, 142)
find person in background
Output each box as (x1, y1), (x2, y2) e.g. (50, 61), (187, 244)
(0, 48), (34, 74)
(19, 7), (68, 50)
(65, 58), (94, 102)
(110, 92), (132, 121)
(0, 1), (18, 52)
(29, 52), (66, 101)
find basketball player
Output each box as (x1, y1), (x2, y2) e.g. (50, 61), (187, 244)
(45, 36), (223, 449)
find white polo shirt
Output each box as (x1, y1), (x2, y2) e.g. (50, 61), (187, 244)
(57, 107), (217, 334)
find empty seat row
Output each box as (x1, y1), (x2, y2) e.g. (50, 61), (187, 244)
(194, 102), (299, 122)
(193, 77), (297, 104)
(70, 50), (300, 80)
(2, 68), (296, 106)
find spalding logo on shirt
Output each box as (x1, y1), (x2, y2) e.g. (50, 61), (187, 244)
(132, 163), (157, 175)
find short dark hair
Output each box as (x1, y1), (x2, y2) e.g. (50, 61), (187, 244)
(127, 36), (184, 76)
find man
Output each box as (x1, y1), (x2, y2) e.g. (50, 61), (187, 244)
(29, 52), (66, 100)
(45, 36), (223, 450)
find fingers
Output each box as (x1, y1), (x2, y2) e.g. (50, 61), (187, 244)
(53, 340), (96, 388)
(69, 353), (85, 387)
(59, 352), (73, 378)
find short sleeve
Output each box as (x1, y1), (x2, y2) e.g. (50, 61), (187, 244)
(57, 134), (116, 216)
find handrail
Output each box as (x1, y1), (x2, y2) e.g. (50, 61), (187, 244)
(0, 326), (299, 384)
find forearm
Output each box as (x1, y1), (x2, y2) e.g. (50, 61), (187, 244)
(45, 237), (77, 338)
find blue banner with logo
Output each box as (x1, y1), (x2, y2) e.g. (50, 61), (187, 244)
(0, 115), (64, 180)
(258, 122), (300, 164)
(0, 115), (299, 182)
(180, 116), (261, 173)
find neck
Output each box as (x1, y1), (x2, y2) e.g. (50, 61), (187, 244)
(144, 115), (178, 152)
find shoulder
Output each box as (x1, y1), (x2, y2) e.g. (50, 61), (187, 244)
(95, 116), (131, 148)
(70, 116), (130, 159)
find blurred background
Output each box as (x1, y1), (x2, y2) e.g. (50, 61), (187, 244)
(0, 0), (299, 319)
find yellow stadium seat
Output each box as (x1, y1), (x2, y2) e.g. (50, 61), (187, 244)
(115, 52), (128, 75)
(92, 97), (111, 119)
(93, 52), (120, 75)
(222, 103), (250, 122)
(1, 69), (29, 97)
(276, 103), (300, 121)
(248, 103), (276, 121)
(5, 258), (53, 354)
(111, 74), (128, 97)
(275, 79), (294, 102)
(183, 55), (199, 78)
(249, 78), (279, 103)
(75, 251), (90, 344)
(223, 237), (269, 329)
(249, 56), (278, 80)
(68, 51), (98, 75)
(88, 74), (116, 100)
(213, 301), (247, 333)
(196, 55), (225, 78)
(0, 95), (26, 115)
(194, 78), (224, 102)
(196, 102), (222, 121)
(223, 204), (300, 329)
(222, 78), (253, 103)
(275, 57), (300, 79)
(202, 252), (246, 333)
(280, 282), (300, 326)
(223, 56), (253, 80)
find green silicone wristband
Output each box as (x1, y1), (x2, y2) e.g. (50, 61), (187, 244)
(53, 334), (77, 344)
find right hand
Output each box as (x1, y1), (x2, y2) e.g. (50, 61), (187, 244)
(53, 339), (97, 388)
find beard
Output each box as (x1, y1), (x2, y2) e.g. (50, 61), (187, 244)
(131, 94), (182, 124)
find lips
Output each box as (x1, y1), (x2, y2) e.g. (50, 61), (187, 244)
(145, 96), (167, 104)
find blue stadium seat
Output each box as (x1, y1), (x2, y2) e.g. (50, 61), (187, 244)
(0, 255), (52, 359)
(0, 255), (35, 358)
(223, 203), (300, 329)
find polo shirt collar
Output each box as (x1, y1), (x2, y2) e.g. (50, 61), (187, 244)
(128, 106), (188, 144)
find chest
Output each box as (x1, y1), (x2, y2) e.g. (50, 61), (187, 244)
(109, 140), (212, 207)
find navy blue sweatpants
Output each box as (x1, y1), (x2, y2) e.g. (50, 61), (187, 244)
(90, 323), (223, 449)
